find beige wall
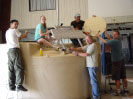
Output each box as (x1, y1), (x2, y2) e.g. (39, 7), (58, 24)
(11, 0), (88, 29)
(88, 0), (133, 17)
(88, 0), (133, 23)
(11, 0), (133, 29)
(104, 15), (133, 24)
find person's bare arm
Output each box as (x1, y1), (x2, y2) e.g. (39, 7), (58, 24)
(72, 51), (92, 57)
(18, 31), (29, 40)
(20, 31), (29, 38)
(104, 29), (112, 40)
(70, 47), (83, 52)
(40, 29), (50, 36)
(78, 52), (90, 57)
(96, 33), (107, 44)
(83, 32), (90, 35)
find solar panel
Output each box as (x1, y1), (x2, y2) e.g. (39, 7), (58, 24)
(51, 27), (85, 49)
(51, 27), (85, 40)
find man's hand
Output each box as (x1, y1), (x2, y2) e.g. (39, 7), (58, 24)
(25, 30), (29, 34)
(96, 31), (107, 43)
(19, 30), (29, 40)
(69, 47), (74, 51)
(104, 28), (107, 33)
(96, 32), (101, 37)
(69, 48), (75, 53)
(104, 28), (112, 40)
(72, 51), (78, 56)
(24, 30), (29, 37)
(104, 28), (108, 34)
(83, 32), (90, 35)
(75, 27), (79, 30)
(24, 30), (29, 38)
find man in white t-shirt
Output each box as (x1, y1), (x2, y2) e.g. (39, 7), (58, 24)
(5, 19), (29, 91)
(70, 35), (100, 99)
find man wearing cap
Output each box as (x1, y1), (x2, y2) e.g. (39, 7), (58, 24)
(71, 13), (84, 47)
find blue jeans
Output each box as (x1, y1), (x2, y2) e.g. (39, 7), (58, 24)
(88, 67), (100, 99)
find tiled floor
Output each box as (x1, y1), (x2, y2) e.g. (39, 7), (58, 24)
(101, 66), (133, 99)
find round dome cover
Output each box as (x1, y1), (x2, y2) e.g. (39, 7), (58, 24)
(84, 16), (106, 36)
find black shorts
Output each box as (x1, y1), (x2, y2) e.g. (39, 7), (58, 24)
(112, 59), (126, 80)
(105, 53), (112, 75)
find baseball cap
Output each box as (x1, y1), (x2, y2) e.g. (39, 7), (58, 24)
(75, 13), (80, 17)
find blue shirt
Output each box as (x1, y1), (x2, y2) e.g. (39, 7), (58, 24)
(107, 39), (124, 62)
(35, 24), (46, 41)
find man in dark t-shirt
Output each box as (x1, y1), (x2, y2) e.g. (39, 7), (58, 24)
(97, 30), (128, 96)
(71, 13), (84, 47)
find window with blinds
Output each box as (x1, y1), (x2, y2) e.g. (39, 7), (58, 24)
(29, 0), (56, 11)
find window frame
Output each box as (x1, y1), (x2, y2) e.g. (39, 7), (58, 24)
(29, 0), (56, 12)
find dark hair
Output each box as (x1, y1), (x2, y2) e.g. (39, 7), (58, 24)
(40, 15), (47, 28)
(113, 30), (120, 35)
(10, 19), (19, 24)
